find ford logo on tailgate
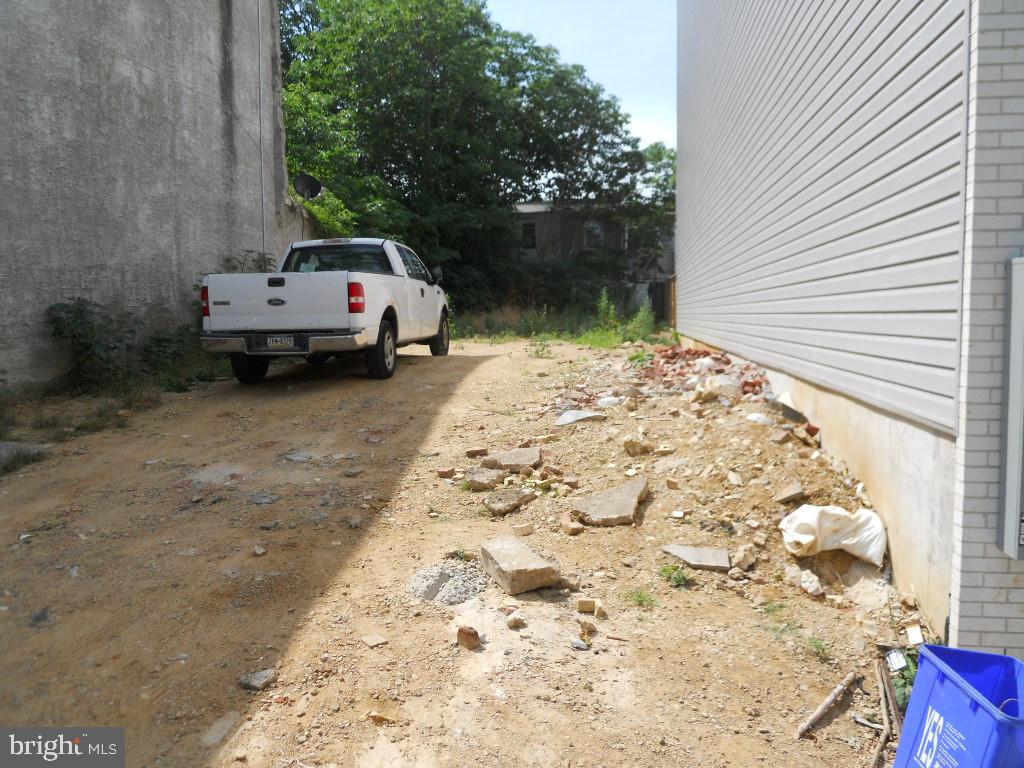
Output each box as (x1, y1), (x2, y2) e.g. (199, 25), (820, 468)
(267, 297), (287, 306)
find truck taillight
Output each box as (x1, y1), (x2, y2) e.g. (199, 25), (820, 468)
(201, 286), (210, 317)
(348, 282), (365, 313)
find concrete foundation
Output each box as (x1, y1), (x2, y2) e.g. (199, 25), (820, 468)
(763, 368), (955, 633)
(0, 0), (306, 388)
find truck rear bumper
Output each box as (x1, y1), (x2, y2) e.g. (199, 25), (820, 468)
(201, 330), (371, 356)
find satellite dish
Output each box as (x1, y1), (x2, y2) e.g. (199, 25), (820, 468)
(293, 173), (323, 201)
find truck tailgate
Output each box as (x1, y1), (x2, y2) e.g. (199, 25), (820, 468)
(205, 272), (351, 331)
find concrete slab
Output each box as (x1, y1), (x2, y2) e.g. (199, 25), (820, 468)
(479, 536), (560, 595)
(463, 467), (508, 491)
(572, 477), (648, 526)
(484, 488), (535, 516)
(481, 447), (542, 473)
(662, 543), (731, 572)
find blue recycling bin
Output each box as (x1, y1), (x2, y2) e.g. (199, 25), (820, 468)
(895, 644), (1024, 767)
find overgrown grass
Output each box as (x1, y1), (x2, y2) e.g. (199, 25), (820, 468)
(453, 289), (661, 348)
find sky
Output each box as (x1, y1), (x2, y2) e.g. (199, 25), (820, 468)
(486, 0), (676, 149)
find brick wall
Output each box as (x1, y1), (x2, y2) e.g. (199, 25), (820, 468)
(951, 0), (1024, 654)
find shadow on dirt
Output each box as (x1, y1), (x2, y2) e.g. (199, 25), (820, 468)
(0, 349), (490, 766)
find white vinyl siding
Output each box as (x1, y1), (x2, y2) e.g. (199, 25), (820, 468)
(676, 0), (969, 432)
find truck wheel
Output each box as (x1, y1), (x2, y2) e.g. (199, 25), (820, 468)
(429, 314), (450, 356)
(230, 354), (270, 384)
(365, 319), (397, 379)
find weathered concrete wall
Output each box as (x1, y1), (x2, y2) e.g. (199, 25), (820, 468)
(0, 0), (306, 387)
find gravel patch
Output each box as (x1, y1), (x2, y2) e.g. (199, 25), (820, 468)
(407, 559), (487, 605)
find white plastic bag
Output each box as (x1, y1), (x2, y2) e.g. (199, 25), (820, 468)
(778, 504), (887, 567)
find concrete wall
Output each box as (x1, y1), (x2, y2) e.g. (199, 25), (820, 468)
(676, 0), (970, 432)
(0, 0), (305, 388)
(949, 0), (1024, 657)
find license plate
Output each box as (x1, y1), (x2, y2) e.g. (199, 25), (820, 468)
(266, 335), (295, 350)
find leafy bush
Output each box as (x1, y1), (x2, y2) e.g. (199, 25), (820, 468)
(224, 249), (277, 273)
(46, 299), (226, 399)
(596, 288), (620, 329)
(46, 299), (138, 393)
(622, 300), (655, 340)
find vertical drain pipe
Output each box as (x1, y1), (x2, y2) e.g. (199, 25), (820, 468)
(1000, 257), (1024, 559)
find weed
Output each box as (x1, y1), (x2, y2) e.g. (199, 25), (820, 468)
(628, 348), (655, 367)
(892, 649), (919, 711)
(0, 402), (11, 439)
(75, 403), (128, 434)
(576, 327), (624, 349)
(625, 588), (657, 608)
(771, 621), (801, 641)
(0, 448), (45, 476)
(658, 564), (694, 589)
(448, 548), (470, 561)
(526, 337), (553, 358)
(46, 298), (137, 393)
(460, 480), (472, 491)
(224, 248), (277, 274)
(760, 600), (785, 616)
(30, 412), (65, 430)
(46, 299), (228, 407)
(596, 288), (620, 329)
(807, 634), (832, 662)
(453, 291), (665, 348)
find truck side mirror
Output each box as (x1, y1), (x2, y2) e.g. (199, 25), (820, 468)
(430, 265), (444, 284)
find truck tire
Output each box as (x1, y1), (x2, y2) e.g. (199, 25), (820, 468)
(365, 319), (397, 379)
(429, 314), (450, 356)
(230, 354), (270, 384)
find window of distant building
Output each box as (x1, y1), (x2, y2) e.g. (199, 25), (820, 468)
(583, 220), (604, 248)
(521, 222), (537, 249)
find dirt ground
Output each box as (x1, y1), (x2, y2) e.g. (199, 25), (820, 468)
(0, 340), (902, 767)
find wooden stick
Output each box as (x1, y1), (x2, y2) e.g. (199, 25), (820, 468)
(794, 670), (859, 739)
(881, 660), (904, 739)
(870, 660), (892, 768)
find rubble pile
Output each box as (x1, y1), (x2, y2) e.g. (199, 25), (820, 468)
(414, 338), (930, 756)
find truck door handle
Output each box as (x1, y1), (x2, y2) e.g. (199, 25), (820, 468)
(420, 287), (425, 297)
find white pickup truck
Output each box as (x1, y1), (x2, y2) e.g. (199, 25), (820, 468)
(200, 238), (450, 383)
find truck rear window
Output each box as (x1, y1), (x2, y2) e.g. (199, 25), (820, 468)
(282, 244), (394, 275)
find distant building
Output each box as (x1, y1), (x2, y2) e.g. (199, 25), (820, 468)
(677, 0), (1024, 656)
(515, 201), (674, 315)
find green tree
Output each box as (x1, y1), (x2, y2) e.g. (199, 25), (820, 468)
(280, 0), (650, 307)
